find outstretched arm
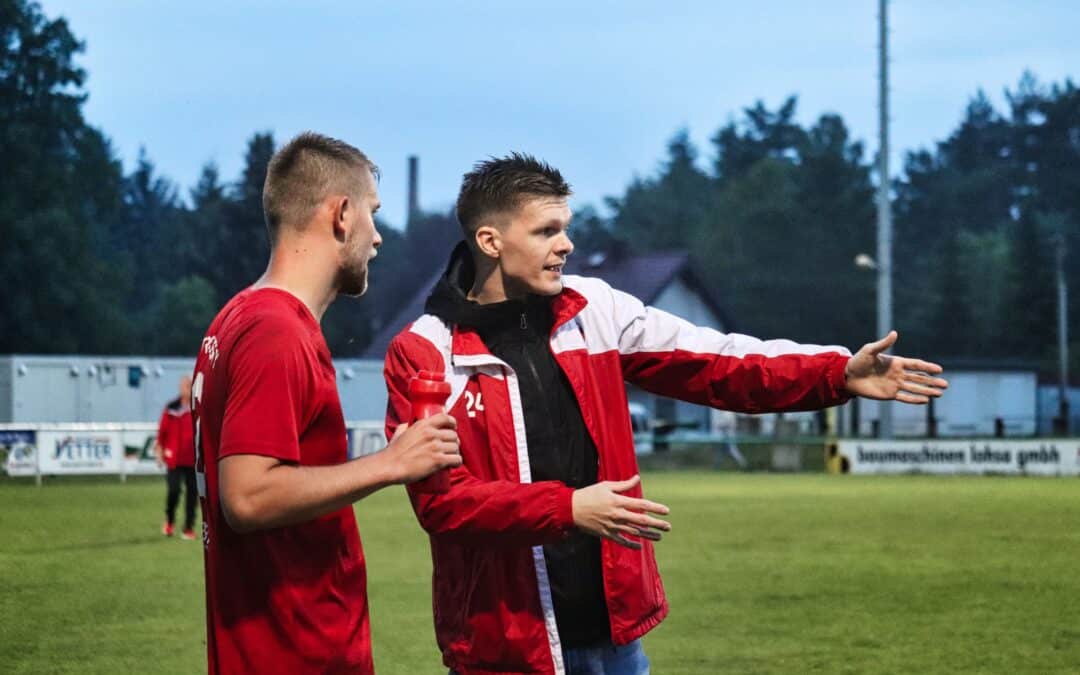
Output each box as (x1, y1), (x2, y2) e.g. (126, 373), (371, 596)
(603, 281), (853, 413)
(844, 331), (949, 403)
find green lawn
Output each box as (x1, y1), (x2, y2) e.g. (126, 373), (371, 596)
(1, 473), (1077, 674)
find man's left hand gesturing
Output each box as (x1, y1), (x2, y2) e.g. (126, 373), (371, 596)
(844, 331), (949, 404)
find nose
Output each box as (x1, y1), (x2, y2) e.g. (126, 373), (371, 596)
(372, 225), (383, 249)
(555, 231), (573, 257)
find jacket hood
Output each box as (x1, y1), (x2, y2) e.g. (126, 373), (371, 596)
(424, 241), (555, 333)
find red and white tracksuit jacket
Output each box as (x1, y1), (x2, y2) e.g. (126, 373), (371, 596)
(383, 274), (852, 675)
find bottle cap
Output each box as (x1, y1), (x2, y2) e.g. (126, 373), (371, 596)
(416, 370), (445, 382)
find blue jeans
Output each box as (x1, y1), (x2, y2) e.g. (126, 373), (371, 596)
(563, 639), (650, 675)
(449, 640), (650, 675)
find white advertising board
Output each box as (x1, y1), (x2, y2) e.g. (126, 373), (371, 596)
(122, 428), (163, 475)
(1, 430), (38, 477)
(3, 422), (386, 478)
(838, 439), (1080, 476)
(36, 430), (123, 475)
(2, 425), (164, 477)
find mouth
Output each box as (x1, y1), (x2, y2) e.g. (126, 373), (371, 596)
(543, 263), (563, 274)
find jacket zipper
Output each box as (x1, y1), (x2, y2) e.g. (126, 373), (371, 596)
(521, 313), (545, 399)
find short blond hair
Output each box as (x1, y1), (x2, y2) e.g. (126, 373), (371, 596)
(262, 132), (378, 243)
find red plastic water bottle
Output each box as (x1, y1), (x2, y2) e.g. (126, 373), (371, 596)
(409, 370), (452, 494)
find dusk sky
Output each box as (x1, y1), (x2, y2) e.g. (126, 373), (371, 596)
(41, 1), (1079, 229)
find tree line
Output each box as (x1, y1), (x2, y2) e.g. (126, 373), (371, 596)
(3, 0), (1078, 373)
(593, 76), (1080, 371)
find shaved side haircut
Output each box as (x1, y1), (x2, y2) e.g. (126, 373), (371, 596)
(262, 132), (379, 244)
(455, 152), (571, 241)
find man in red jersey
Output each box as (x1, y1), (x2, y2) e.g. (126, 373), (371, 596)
(191, 132), (462, 675)
(154, 374), (196, 539)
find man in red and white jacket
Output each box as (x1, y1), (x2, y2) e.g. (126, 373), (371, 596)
(383, 154), (947, 675)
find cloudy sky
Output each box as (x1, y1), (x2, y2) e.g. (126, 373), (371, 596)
(41, 0), (1080, 228)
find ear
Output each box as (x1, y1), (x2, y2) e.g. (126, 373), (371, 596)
(331, 196), (350, 243)
(474, 224), (501, 260)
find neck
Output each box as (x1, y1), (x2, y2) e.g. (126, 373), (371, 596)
(253, 235), (338, 321)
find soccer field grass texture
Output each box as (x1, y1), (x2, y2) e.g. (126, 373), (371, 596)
(0, 474), (1077, 674)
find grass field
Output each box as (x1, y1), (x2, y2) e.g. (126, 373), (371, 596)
(1, 473), (1078, 674)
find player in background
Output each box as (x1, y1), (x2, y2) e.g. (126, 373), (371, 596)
(154, 374), (196, 539)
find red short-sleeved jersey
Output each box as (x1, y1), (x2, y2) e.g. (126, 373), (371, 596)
(192, 287), (372, 675)
(156, 404), (194, 469)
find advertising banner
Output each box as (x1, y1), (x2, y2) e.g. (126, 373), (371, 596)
(2, 430), (38, 477)
(36, 430), (123, 475)
(122, 428), (165, 475)
(3, 422), (389, 477)
(838, 439), (1080, 476)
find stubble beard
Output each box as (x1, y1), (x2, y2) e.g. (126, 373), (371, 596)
(337, 245), (370, 297)
(339, 265), (368, 297)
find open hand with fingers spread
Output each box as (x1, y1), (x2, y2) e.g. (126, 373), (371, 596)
(845, 331), (949, 403)
(572, 475), (671, 550)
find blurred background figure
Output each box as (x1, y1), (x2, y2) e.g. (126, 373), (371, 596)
(155, 374), (196, 539)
